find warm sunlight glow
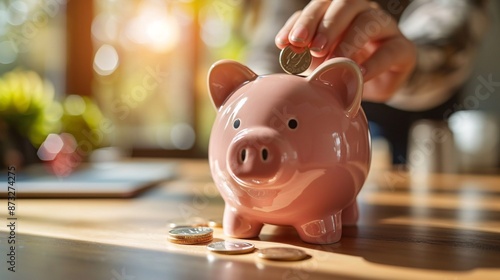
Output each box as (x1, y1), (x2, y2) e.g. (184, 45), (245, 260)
(125, 4), (180, 52)
(146, 18), (180, 52)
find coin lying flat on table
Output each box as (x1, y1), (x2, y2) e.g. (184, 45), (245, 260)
(207, 241), (255, 255)
(168, 227), (213, 245)
(257, 247), (308, 261)
(279, 45), (312, 75)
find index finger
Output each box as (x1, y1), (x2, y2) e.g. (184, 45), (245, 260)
(288, 0), (331, 47)
(276, 11), (301, 49)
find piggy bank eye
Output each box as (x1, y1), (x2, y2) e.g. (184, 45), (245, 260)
(288, 119), (298, 129)
(233, 119), (241, 129)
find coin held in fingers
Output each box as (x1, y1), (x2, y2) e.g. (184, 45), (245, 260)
(279, 45), (312, 75)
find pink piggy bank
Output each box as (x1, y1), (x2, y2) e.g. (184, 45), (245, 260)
(207, 58), (371, 244)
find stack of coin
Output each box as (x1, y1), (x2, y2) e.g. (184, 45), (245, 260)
(167, 227), (213, 245)
(257, 247), (308, 261)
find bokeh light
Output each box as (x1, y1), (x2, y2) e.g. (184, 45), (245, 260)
(0, 41), (18, 64)
(93, 44), (119, 76)
(146, 17), (180, 52)
(63, 95), (86, 116)
(91, 14), (119, 42)
(170, 123), (195, 150)
(124, 3), (180, 52)
(7, 0), (29, 26)
(37, 133), (64, 161)
(0, 6), (8, 36)
(201, 16), (230, 48)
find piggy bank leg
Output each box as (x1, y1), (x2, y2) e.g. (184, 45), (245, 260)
(342, 200), (359, 226)
(295, 212), (343, 244)
(223, 206), (263, 238)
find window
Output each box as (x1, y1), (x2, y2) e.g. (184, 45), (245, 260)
(0, 0), (247, 167)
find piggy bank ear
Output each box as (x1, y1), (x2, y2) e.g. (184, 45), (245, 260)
(208, 60), (258, 109)
(307, 58), (363, 118)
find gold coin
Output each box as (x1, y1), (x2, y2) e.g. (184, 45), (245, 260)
(257, 247), (308, 261)
(279, 45), (312, 75)
(168, 227), (213, 239)
(207, 241), (255, 255)
(208, 218), (223, 228)
(168, 235), (213, 245)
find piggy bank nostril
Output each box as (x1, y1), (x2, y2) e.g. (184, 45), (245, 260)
(261, 148), (269, 161)
(241, 149), (247, 162)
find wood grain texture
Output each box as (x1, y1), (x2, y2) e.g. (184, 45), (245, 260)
(1, 159), (499, 280)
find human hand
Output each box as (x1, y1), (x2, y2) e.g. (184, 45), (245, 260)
(275, 0), (416, 102)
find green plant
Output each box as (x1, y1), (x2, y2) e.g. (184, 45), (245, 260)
(0, 69), (61, 147)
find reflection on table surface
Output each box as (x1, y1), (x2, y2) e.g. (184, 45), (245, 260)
(1, 159), (499, 280)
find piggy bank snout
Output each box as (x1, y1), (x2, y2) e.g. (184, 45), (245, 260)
(227, 128), (286, 185)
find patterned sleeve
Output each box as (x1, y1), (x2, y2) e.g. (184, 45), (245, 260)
(386, 0), (490, 111)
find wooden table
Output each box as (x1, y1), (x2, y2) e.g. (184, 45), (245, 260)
(1, 158), (499, 280)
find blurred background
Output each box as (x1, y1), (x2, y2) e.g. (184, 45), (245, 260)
(0, 0), (499, 174)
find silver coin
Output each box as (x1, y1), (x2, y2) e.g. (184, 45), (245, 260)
(279, 45), (312, 75)
(168, 227), (213, 239)
(167, 217), (208, 229)
(257, 247), (308, 261)
(207, 241), (255, 254)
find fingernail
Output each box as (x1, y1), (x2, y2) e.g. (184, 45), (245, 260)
(310, 34), (327, 52)
(275, 37), (286, 46)
(275, 32), (288, 45)
(290, 25), (308, 43)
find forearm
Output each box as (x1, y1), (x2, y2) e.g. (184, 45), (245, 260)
(385, 0), (489, 111)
